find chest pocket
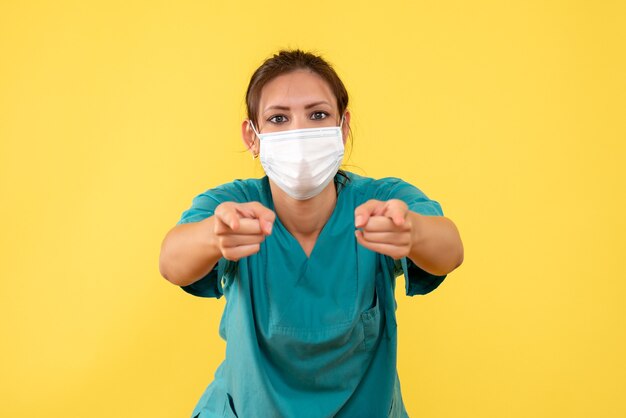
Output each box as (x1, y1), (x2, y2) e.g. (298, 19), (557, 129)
(261, 238), (383, 392)
(226, 217), (386, 400)
(265, 225), (360, 336)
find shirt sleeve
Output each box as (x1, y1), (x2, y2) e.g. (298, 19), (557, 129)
(175, 182), (246, 298)
(375, 177), (448, 296)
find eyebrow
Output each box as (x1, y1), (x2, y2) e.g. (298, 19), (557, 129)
(263, 101), (332, 112)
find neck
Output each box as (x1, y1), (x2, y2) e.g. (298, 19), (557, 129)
(270, 180), (337, 238)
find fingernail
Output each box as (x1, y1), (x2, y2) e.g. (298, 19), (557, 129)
(266, 223), (273, 235)
(355, 215), (364, 226)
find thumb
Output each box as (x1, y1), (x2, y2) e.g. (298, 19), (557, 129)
(354, 199), (384, 228)
(215, 202), (242, 231)
(244, 202), (276, 235)
(383, 200), (408, 227)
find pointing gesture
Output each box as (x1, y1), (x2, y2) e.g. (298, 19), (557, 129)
(214, 201), (276, 261)
(354, 199), (416, 260)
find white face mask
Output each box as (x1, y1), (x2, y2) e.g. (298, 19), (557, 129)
(249, 117), (345, 200)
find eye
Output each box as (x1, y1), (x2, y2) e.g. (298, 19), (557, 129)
(310, 111), (329, 120)
(268, 114), (288, 124)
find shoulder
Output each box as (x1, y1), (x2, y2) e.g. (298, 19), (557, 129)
(177, 177), (270, 224)
(342, 171), (443, 216)
(342, 171), (419, 198)
(212, 177), (268, 201)
(193, 176), (269, 202)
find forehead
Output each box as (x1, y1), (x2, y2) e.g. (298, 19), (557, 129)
(259, 69), (337, 110)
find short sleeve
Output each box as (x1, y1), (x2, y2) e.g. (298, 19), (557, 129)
(177, 181), (249, 226)
(175, 181), (249, 298)
(394, 257), (446, 296)
(375, 177), (448, 296)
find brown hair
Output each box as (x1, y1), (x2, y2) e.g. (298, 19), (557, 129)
(245, 49), (349, 127)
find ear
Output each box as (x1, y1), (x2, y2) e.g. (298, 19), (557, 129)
(241, 120), (260, 157)
(341, 110), (351, 145)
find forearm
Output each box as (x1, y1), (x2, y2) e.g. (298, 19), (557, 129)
(408, 212), (464, 276)
(159, 216), (222, 286)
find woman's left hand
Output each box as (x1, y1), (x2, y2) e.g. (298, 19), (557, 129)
(354, 199), (419, 260)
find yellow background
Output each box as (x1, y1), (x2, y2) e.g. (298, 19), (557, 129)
(1, 1), (625, 417)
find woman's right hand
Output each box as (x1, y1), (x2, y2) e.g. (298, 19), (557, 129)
(213, 202), (276, 261)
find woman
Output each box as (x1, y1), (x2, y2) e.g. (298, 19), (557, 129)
(159, 49), (464, 418)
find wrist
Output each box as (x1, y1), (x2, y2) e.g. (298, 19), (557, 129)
(408, 211), (426, 257)
(201, 216), (223, 259)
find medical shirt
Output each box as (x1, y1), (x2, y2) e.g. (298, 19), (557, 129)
(177, 172), (447, 418)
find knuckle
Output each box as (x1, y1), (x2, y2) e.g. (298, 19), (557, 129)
(249, 201), (263, 211)
(216, 201), (232, 212)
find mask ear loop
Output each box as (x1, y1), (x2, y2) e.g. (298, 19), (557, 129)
(249, 120), (261, 137)
(248, 120), (261, 159)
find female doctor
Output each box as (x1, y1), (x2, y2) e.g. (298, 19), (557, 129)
(159, 49), (464, 418)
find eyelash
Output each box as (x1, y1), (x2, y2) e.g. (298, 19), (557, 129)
(267, 111), (330, 124)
